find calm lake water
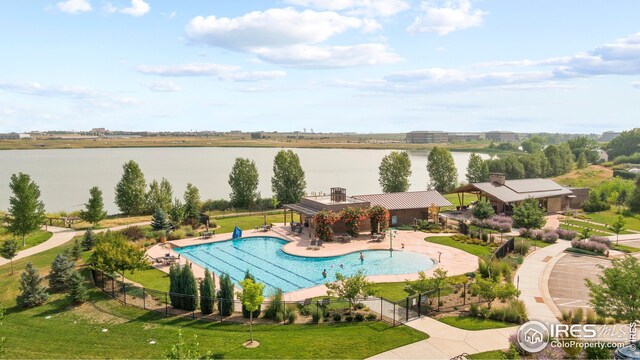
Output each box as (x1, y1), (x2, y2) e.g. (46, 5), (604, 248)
(0, 147), (487, 213)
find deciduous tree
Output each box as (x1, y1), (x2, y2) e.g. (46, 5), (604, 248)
(146, 178), (173, 213)
(466, 153), (488, 183)
(271, 150), (307, 204)
(183, 183), (201, 226)
(8, 173), (46, 247)
(89, 231), (147, 279)
(472, 200), (495, 220)
(325, 269), (376, 309)
(605, 128), (640, 158)
(229, 158), (259, 209)
(114, 160), (147, 216)
(378, 151), (412, 192)
(238, 278), (265, 344)
(427, 147), (457, 193)
(609, 216), (626, 245)
(512, 198), (546, 230)
(585, 256), (640, 322)
(628, 174), (640, 213)
(0, 240), (19, 274)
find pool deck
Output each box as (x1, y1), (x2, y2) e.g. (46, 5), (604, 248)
(145, 224), (477, 301)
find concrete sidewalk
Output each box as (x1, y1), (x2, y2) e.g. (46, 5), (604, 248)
(368, 316), (517, 359)
(0, 226), (77, 267)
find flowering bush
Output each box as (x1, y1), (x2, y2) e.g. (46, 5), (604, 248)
(571, 239), (609, 254)
(340, 207), (367, 238)
(471, 215), (513, 232)
(542, 232), (559, 243)
(518, 228), (530, 237)
(369, 205), (390, 234)
(556, 229), (578, 240)
(588, 236), (611, 248)
(315, 211), (338, 242)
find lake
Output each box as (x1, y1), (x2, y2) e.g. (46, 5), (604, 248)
(0, 147), (487, 213)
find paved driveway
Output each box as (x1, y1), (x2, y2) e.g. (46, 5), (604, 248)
(548, 254), (610, 313)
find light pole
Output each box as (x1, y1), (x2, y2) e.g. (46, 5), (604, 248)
(388, 229), (397, 256)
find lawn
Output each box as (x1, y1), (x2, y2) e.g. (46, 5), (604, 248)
(0, 233), (428, 359)
(557, 222), (610, 236)
(369, 282), (411, 302)
(125, 267), (170, 292)
(214, 212), (285, 233)
(561, 219), (633, 235)
(72, 215), (152, 230)
(611, 244), (640, 253)
(425, 236), (492, 257)
(438, 316), (515, 330)
(0, 228), (53, 250)
(467, 350), (506, 359)
(583, 208), (640, 232)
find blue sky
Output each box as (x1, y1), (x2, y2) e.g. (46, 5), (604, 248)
(1, 0), (639, 134)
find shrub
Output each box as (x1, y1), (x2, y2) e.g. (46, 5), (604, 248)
(514, 241), (530, 255)
(287, 309), (297, 324)
(345, 315), (353, 322)
(481, 233), (489, 242)
(572, 308), (584, 324)
(585, 310), (597, 324)
(562, 310), (572, 324)
(333, 313), (342, 322)
(557, 229), (578, 240)
(596, 316), (606, 324)
(264, 288), (284, 321)
(354, 313), (365, 322)
(518, 228), (529, 237)
(119, 226), (145, 240)
(355, 302), (366, 310)
(201, 199), (231, 212)
(571, 239), (609, 254)
(469, 303), (479, 317)
(275, 312), (284, 323)
(542, 232), (559, 243)
(585, 345), (612, 359)
(366, 313), (377, 321)
(311, 312), (320, 323)
(589, 236), (612, 248)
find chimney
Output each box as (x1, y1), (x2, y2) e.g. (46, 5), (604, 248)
(490, 173), (506, 186)
(330, 187), (347, 203)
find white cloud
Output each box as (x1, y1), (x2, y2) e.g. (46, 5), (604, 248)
(408, 0), (488, 35)
(283, 0), (410, 17)
(185, 8), (397, 68)
(144, 80), (182, 92)
(0, 81), (138, 108)
(136, 63), (287, 81)
(186, 8), (376, 50)
(104, 0), (150, 17)
(253, 43), (401, 68)
(632, 81), (640, 89)
(56, 0), (92, 14)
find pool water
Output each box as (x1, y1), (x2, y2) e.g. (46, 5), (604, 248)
(175, 236), (436, 294)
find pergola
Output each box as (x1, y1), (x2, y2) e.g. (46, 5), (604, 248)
(282, 203), (319, 227)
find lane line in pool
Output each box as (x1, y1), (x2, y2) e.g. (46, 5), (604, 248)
(229, 244), (317, 285)
(181, 251), (245, 284)
(213, 247), (310, 289)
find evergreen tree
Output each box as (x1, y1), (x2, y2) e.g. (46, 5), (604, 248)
(228, 158), (259, 209)
(577, 151), (588, 169)
(427, 147), (458, 193)
(49, 252), (75, 291)
(70, 239), (82, 261)
(180, 263), (199, 311)
(145, 178), (174, 214)
(200, 269), (216, 315)
(183, 183), (201, 227)
(151, 207), (170, 231)
(217, 273), (234, 316)
(81, 229), (95, 251)
(168, 264), (181, 309)
(617, 189), (628, 207)
(168, 198), (185, 226)
(67, 270), (88, 304)
(114, 160), (147, 216)
(1, 239), (19, 275)
(8, 173), (46, 247)
(242, 270), (261, 319)
(466, 153), (489, 183)
(16, 263), (49, 307)
(271, 150), (307, 203)
(628, 175), (640, 213)
(378, 151), (412, 193)
(79, 186), (107, 227)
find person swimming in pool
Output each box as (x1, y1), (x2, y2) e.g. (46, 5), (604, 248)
(359, 252), (364, 264)
(339, 264), (344, 269)
(322, 269), (327, 278)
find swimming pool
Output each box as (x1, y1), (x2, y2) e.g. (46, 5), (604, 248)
(174, 236), (436, 293)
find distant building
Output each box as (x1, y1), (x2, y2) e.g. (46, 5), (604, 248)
(448, 133), (483, 142)
(600, 131), (621, 142)
(485, 131), (517, 142)
(90, 128), (107, 134)
(0, 133), (31, 140)
(406, 131), (448, 144)
(597, 149), (609, 162)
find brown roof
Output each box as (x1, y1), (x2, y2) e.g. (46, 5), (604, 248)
(352, 191), (453, 210)
(449, 178), (573, 203)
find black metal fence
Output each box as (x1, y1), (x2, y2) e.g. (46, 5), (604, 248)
(493, 237), (515, 259)
(92, 269), (486, 326)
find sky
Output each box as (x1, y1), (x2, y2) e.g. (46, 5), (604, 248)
(0, 0), (639, 134)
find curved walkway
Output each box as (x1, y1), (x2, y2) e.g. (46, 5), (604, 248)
(369, 317), (518, 359)
(0, 226), (76, 267)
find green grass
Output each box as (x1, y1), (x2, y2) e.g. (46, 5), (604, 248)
(125, 267), (170, 292)
(0, 233), (428, 359)
(438, 316), (515, 330)
(611, 244), (640, 253)
(557, 223), (610, 236)
(369, 282), (411, 302)
(583, 208), (640, 232)
(214, 212), (286, 234)
(425, 236), (492, 257)
(561, 219), (633, 235)
(467, 350), (506, 359)
(0, 228), (53, 250)
(443, 193), (477, 208)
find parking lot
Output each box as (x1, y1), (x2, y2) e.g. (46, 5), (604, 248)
(548, 254), (611, 314)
